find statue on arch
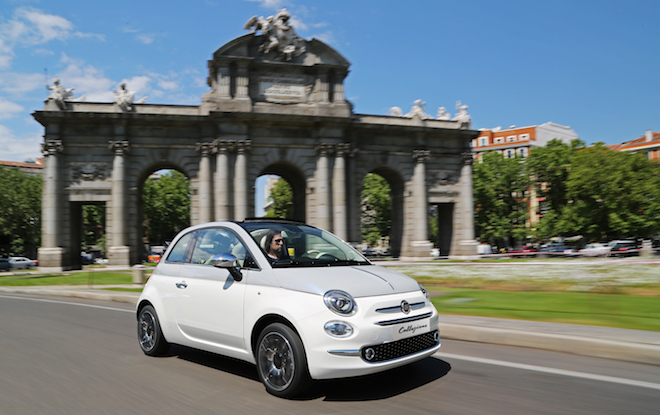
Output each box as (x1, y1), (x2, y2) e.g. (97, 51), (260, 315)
(114, 82), (147, 112)
(436, 106), (451, 120)
(47, 78), (75, 110)
(244, 8), (306, 61)
(453, 100), (471, 128)
(405, 99), (432, 120)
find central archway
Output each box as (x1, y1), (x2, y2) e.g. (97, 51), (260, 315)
(258, 162), (306, 222)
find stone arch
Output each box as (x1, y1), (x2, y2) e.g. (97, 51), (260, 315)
(257, 161), (307, 221)
(366, 166), (405, 258)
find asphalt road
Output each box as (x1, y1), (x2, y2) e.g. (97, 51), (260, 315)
(1, 293), (659, 415)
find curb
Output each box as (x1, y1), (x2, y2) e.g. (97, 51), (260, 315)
(438, 323), (660, 366)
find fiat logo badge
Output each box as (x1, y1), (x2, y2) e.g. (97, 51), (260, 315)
(401, 300), (411, 314)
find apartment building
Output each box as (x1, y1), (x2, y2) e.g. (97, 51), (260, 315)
(610, 130), (660, 160)
(0, 158), (44, 175)
(471, 122), (579, 161)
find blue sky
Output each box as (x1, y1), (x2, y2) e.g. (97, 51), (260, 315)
(1, 0), (659, 166)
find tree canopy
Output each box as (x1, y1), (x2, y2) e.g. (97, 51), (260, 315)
(361, 173), (391, 246)
(264, 178), (293, 219)
(142, 170), (191, 245)
(0, 167), (41, 257)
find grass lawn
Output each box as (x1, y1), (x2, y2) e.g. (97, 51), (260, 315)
(431, 288), (660, 332)
(0, 270), (135, 286)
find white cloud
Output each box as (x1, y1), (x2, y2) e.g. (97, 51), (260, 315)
(0, 7), (103, 69)
(0, 72), (45, 94)
(136, 34), (155, 45)
(0, 124), (42, 162)
(313, 31), (336, 45)
(0, 97), (24, 119)
(56, 54), (115, 102)
(244, 0), (289, 9)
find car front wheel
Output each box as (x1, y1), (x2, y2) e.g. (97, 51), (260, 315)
(137, 305), (170, 356)
(256, 323), (311, 398)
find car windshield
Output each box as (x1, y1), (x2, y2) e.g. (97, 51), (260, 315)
(239, 221), (371, 268)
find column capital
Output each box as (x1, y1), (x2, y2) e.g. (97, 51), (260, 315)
(236, 139), (251, 153)
(196, 141), (215, 156)
(335, 143), (351, 157)
(108, 140), (130, 155)
(41, 139), (63, 156)
(316, 143), (334, 156)
(213, 138), (236, 154)
(461, 152), (475, 165)
(413, 149), (430, 163)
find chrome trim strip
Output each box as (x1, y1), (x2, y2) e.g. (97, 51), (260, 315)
(327, 349), (361, 356)
(375, 302), (425, 313)
(375, 312), (433, 326)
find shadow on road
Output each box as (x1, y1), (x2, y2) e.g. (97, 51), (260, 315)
(312, 357), (451, 401)
(171, 346), (451, 401)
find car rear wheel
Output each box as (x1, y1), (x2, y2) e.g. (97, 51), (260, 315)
(137, 305), (170, 356)
(256, 323), (311, 398)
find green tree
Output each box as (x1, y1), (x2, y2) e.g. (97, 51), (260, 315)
(361, 173), (391, 246)
(264, 178), (293, 219)
(0, 167), (42, 257)
(142, 170), (191, 245)
(81, 205), (105, 248)
(473, 151), (530, 246)
(527, 138), (584, 239)
(559, 144), (660, 240)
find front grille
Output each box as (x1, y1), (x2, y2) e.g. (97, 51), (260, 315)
(361, 330), (439, 363)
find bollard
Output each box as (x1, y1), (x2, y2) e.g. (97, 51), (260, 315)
(132, 265), (146, 284)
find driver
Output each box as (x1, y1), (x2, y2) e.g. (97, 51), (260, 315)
(264, 229), (287, 260)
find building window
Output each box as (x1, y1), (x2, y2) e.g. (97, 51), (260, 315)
(479, 137), (487, 147)
(494, 137), (504, 144)
(507, 135), (517, 142)
(518, 148), (527, 157)
(519, 133), (530, 141)
(506, 149), (514, 158)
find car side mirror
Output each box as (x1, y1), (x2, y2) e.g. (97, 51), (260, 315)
(210, 254), (243, 281)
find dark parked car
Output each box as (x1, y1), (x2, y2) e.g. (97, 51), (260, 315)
(0, 258), (10, 272)
(538, 243), (576, 257)
(507, 246), (538, 258)
(608, 240), (640, 257)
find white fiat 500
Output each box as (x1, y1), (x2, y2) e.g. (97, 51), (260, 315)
(136, 219), (440, 397)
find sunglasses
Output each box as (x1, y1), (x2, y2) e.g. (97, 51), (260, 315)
(273, 238), (284, 244)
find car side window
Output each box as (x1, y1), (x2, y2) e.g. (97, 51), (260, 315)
(190, 228), (257, 269)
(166, 231), (195, 263)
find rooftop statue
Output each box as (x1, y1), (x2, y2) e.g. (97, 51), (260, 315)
(436, 106), (451, 120)
(114, 82), (147, 112)
(405, 99), (432, 119)
(47, 78), (76, 110)
(452, 100), (471, 128)
(244, 8), (306, 61)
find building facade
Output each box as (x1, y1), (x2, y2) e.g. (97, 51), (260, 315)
(610, 130), (660, 160)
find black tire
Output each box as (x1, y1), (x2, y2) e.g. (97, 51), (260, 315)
(137, 305), (170, 356)
(256, 323), (311, 398)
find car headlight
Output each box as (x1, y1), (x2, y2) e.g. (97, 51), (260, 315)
(419, 283), (430, 300)
(324, 321), (354, 338)
(324, 290), (356, 315)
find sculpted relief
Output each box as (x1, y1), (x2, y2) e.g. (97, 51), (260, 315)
(244, 8), (306, 61)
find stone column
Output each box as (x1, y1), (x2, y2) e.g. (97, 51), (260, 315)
(236, 62), (249, 99)
(38, 139), (65, 270)
(315, 144), (332, 230)
(108, 140), (130, 266)
(216, 64), (231, 98)
(408, 149), (432, 257)
(214, 139), (234, 221)
(332, 144), (349, 240)
(233, 140), (251, 221)
(454, 152), (478, 256)
(332, 72), (346, 103)
(316, 70), (329, 103)
(196, 142), (214, 224)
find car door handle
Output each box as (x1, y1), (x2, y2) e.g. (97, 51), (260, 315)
(175, 281), (188, 289)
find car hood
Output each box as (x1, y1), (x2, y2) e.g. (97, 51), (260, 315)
(271, 265), (420, 297)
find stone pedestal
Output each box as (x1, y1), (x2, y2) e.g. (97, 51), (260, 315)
(108, 246), (131, 267)
(37, 247), (67, 272)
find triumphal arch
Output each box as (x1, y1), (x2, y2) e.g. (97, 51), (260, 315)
(34, 10), (479, 270)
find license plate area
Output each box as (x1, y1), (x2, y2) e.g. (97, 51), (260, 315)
(392, 318), (431, 341)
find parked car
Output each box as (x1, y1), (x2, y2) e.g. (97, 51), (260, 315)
(8, 257), (37, 270)
(507, 245), (538, 257)
(538, 243), (576, 256)
(0, 258), (10, 272)
(578, 243), (610, 257)
(136, 219), (440, 397)
(608, 240), (640, 257)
